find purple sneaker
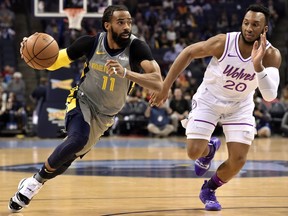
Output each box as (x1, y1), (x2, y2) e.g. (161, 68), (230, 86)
(195, 137), (221, 176)
(199, 180), (222, 211)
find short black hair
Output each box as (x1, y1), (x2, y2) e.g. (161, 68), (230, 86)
(102, 5), (129, 32)
(246, 4), (270, 25)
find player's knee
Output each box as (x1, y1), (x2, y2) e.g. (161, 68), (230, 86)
(186, 139), (207, 160)
(229, 155), (247, 172)
(234, 155), (247, 167)
(63, 132), (89, 154)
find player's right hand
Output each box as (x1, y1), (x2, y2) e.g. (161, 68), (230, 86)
(149, 90), (168, 107)
(20, 37), (28, 59)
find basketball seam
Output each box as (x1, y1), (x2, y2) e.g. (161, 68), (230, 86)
(22, 33), (59, 70)
(33, 37), (56, 60)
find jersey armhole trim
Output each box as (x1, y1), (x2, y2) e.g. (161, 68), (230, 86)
(218, 33), (230, 62)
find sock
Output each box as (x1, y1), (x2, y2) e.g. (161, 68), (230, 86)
(35, 164), (56, 183)
(207, 173), (226, 190)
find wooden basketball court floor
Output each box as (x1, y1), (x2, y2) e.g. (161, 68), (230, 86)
(0, 135), (287, 216)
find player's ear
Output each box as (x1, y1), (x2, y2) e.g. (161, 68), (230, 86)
(104, 22), (110, 31)
(264, 26), (268, 33)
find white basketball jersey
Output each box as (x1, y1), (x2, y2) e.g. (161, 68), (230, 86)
(202, 32), (271, 101)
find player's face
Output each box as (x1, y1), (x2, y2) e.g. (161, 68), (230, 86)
(110, 11), (132, 47)
(241, 11), (267, 45)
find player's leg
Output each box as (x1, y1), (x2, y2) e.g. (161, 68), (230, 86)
(200, 137), (251, 211)
(185, 122), (223, 211)
(216, 141), (250, 182)
(8, 104), (90, 212)
(200, 100), (256, 211)
(184, 87), (221, 176)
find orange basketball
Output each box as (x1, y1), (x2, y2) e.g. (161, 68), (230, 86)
(22, 32), (59, 70)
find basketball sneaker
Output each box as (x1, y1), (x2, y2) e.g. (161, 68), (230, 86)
(194, 137), (221, 176)
(199, 180), (222, 211)
(8, 176), (43, 212)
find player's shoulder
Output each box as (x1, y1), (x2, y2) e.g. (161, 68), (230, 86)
(130, 37), (151, 52)
(209, 33), (227, 42)
(203, 33), (227, 56)
(131, 37), (147, 47)
(205, 33), (226, 48)
(265, 42), (282, 61)
(267, 45), (281, 56)
(264, 44), (282, 68)
(76, 34), (98, 41)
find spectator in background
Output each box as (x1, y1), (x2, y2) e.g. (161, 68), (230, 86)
(166, 24), (177, 46)
(30, 77), (48, 127)
(0, 1), (15, 40)
(155, 32), (170, 48)
(2, 92), (27, 130)
(0, 76), (8, 90)
(170, 88), (190, 134)
(0, 85), (8, 129)
(1, 65), (14, 84)
(0, 2), (15, 28)
(230, 13), (240, 31)
(254, 97), (271, 138)
(6, 72), (26, 105)
(163, 45), (178, 75)
(163, 46), (178, 63)
(281, 109), (288, 137)
(216, 11), (229, 33)
(174, 38), (186, 55)
(145, 102), (174, 137)
(162, 0), (174, 17)
(280, 84), (288, 109)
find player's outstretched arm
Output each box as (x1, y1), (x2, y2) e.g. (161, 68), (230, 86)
(150, 34), (226, 106)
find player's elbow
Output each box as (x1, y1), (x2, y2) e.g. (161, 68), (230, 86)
(261, 90), (278, 102)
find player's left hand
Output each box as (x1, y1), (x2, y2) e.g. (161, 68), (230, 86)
(105, 60), (126, 78)
(251, 31), (267, 70)
(19, 37), (28, 59)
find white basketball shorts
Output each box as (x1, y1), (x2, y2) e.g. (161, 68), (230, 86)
(182, 85), (256, 145)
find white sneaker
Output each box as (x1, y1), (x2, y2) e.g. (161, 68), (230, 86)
(8, 176), (43, 212)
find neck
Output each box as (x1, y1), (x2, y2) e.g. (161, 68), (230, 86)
(106, 33), (121, 49)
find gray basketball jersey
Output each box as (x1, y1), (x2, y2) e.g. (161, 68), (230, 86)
(78, 33), (136, 116)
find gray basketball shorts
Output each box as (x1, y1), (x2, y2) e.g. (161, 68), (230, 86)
(75, 100), (114, 156)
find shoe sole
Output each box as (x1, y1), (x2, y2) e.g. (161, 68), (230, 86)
(205, 203), (222, 211)
(8, 195), (24, 213)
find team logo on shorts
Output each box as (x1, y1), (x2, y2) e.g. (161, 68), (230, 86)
(191, 99), (197, 110)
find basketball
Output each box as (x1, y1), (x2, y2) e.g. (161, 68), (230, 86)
(22, 32), (59, 70)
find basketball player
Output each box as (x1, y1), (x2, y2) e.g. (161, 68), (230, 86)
(9, 5), (163, 212)
(150, 4), (281, 211)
